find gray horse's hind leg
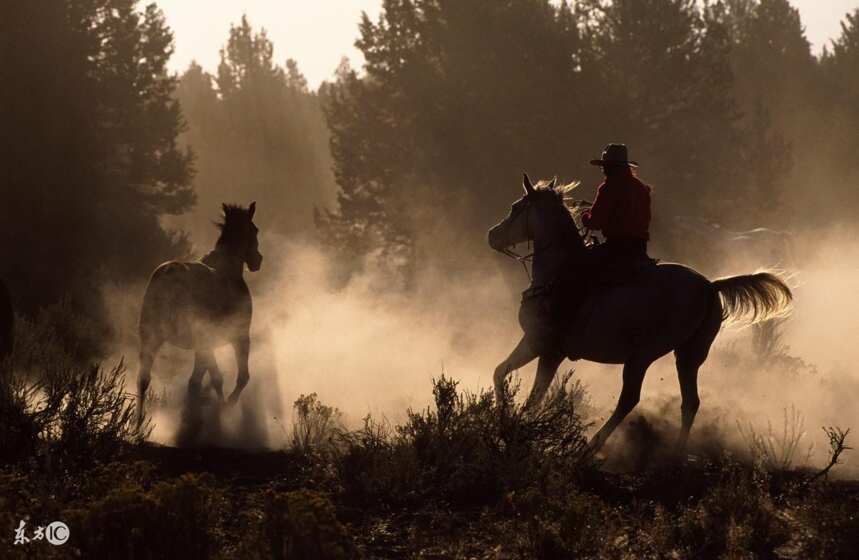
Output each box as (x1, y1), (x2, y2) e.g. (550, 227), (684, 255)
(525, 352), (565, 409)
(493, 335), (538, 403)
(675, 359), (701, 452)
(136, 334), (162, 428)
(588, 359), (651, 453)
(674, 295), (722, 452)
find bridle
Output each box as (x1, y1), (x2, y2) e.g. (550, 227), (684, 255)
(495, 195), (552, 282)
(495, 195), (595, 282)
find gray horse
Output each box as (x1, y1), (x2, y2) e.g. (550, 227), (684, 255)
(136, 203), (263, 426)
(489, 176), (792, 453)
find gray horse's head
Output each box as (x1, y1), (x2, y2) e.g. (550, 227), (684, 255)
(488, 173), (567, 252)
(218, 202), (263, 272)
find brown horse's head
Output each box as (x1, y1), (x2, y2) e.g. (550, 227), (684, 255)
(218, 202), (263, 272)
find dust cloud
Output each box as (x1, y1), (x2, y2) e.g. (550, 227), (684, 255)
(106, 224), (858, 477)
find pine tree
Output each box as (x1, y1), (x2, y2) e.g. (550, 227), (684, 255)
(175, 17), (337, 251)
(319, 0), (591, 284)
(580, 0), (744, 227)
(820, 10), (859, 212)
(0, 0), (194, 317)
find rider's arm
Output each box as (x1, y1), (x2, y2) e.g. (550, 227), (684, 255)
(582, 182), (618, 231)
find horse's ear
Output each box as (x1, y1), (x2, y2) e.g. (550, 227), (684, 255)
(523, 173), (534, 195)
(222, 203), (229, 215)
(249, 201), (256, 219)
(549, 177), (557, 190)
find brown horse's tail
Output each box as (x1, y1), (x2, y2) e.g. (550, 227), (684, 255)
(712, 272), (793, 324)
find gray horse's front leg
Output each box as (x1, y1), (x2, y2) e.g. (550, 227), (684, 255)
(493, 336), (537, 404)
(227, 335), (250, 405)
(524, 352), (565, 409)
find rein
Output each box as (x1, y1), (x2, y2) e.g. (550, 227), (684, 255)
(496, 200), (539, 281)
(495, 196), (593, 282)
(499, 245), (536, 281)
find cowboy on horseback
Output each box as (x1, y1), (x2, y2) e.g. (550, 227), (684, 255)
(500, 144), (651, 360)
(488, 164), (792, 455)
(583, 143), (652, 278)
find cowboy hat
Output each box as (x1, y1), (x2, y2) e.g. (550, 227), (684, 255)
(589, 143), (639, 167)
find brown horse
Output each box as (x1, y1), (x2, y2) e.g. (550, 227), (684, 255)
(136, 203), (263, 426)
(488, 176), (792, 454)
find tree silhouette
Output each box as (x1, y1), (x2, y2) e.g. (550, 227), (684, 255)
(175, 16), (336, 252)
(0, 0), (194, 321)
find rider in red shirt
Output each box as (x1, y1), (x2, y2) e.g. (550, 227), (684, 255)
(583, 144), (652, 267)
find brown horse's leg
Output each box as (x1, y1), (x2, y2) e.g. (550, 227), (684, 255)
(179, 351), (212, 445)
(525, 352), (565, 409)
(136, 334), (162, 429)
(191, 349), (220, 398)
(189, 350), (212, 395)
(588, 360), (650, 453)
(208, 355), (225, 402)
(493, 335), (538, 404)
(227, 335), (250, 405)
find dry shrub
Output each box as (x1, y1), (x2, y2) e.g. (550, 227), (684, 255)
(513, 486), (616, 559)
(10, 299), (104, 374)
(336, 372), (591, 508)
(737, 405), (814, 471)
(0, 359), (149, 469)
(1, 302), (148, 469)
(335, 414), (419, 506)
(0, 363), (44, 463)
(264, 489), (357, 560)
(793, 483), (859, 558)
(660, 460), (791, 558)
(291, 393), (344, 454)
(67, 474), (216, 559)
(49, 361), (149, 465)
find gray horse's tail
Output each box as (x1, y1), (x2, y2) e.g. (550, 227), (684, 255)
(712, 272), (793, 324)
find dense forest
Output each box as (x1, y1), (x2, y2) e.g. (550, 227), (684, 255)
(2, 0), (859, 337)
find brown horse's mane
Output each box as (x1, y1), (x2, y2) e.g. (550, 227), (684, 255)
(215, 204), (253, 248)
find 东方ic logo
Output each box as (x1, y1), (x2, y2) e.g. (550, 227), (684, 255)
(45, 522), (70, 545)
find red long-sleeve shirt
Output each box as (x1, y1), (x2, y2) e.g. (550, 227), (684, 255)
(582, 169), (652, 241)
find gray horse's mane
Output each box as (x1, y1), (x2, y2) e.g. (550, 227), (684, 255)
(532, 178), (584, 216)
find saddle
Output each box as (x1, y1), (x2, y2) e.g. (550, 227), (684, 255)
(591, 253), (658, 287)
(518, 252), (656, 355)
